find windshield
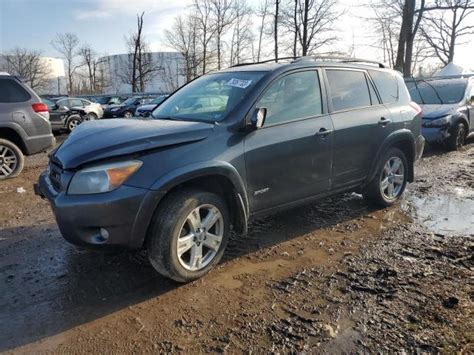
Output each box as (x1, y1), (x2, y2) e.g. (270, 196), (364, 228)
(121, 97), (139, 106)
(95, 97), (110, 104)
(152, 71), (265, 122)
(407, 80), (467, 105)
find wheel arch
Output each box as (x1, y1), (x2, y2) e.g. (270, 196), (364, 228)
(131, 162), (249, 249)
(0, 124), (28, 154)
(366, 129), (416, 185)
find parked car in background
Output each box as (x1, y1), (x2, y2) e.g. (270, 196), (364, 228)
(406, 76), (473, 150)
(94, 95), (127, 109)
(53, 97), (103, 120)
(42, 98), (88, 132)
(37, 57), (425, 282)
(0, 74), (54, 179)
(103, 96), (152, 118)
(135, 95), (169, 117)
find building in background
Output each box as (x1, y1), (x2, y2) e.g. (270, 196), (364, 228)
(99, 52), (186, 94)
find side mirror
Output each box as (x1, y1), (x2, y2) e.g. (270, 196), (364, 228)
(250, 107), (267, 129)
(60, 106), (69, 111)
(470, 95), (474, 105)
(52, 104), (59, 110)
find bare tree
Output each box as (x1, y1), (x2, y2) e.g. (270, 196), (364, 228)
(78, 45), (106, 93)
(274, 0), (280, 60)
(229, 0), (254, 65)
(51, 33), (80, 94)
(0, 48), (53, 91)
(210, 0), (237, 70)
(166, 15), (203, 82)
(121, 12), (160, 92)
(421, 0), (474, 65)
(193, 0), (216, 74)
(256, 0), (271, 61)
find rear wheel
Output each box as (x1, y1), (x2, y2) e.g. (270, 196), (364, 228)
(363, 148), (408, 207)
(147, 189), (230, 282)
(86, 112), (98, 120)
(0, 139), (24, 180)
(446, 122), (466, 151)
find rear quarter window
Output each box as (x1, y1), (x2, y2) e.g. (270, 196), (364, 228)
(0, 78), (32, 103)
(369, 70), (399, 104)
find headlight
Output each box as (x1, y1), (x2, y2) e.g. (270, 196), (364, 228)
(424, 115), (451, 127)
(68, 160), (142, 195)
(111, 107), (120, 112)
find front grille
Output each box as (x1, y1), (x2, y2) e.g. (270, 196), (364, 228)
(49, 161), (62, 191)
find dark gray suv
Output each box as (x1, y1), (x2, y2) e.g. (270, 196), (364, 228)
(36, 57), (425, 282)
(0, 74), (55, 179)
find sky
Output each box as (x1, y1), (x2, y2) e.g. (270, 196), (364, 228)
(1, 0), (473, 70)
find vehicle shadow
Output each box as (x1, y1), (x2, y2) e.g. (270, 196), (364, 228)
(0, 191), (378, 351)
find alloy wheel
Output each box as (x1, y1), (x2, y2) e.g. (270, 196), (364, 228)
(177, 204), (224, 271)
(124, 111), (133, 118)
(68, 119), (80, 131)
(0, 145), (18, 178)
(380, 156), (405, 201)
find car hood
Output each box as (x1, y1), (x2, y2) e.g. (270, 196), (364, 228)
(136, 104), (156, 111)
(52, 118), (214, 169)
(420, 104), (458, 119)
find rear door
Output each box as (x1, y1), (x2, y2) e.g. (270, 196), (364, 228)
(324, 68), (392, 188)
(245, 69), (333, 212)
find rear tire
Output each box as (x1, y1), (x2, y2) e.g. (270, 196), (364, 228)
(363, 147), (408, 207)
(147, 189), (230, 283)
(0, 139), (24, 180)
(446, 122), (466, 151)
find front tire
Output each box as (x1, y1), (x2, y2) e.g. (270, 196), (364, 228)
(66, 115), (82, 132)
(363, 147), (408, 207)
(123, 111), (133, 119)
(147, 189), (230, 283)
(446, 122), (466, 151)
(0, 139), (24, 180)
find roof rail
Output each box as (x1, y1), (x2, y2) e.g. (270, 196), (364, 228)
(230, 57), (298, 67)
(407, 74), (474, 81)
(293, 56), (385, 68)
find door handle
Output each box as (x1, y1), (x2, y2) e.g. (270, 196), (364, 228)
(316, 127), (333, 138)
(378, 117), (391, 126)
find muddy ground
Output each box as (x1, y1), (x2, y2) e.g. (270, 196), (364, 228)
(0, 135), (473, 353)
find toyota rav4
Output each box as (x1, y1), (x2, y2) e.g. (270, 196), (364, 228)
(36, 57), (425, 282)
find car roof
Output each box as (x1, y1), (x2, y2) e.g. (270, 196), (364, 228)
(218, 57), (389, 74)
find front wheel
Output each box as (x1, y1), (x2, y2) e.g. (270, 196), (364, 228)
(363, 148), (408, 207)
(0, 139), (24, 180)
(446, 122), (466, 151)
(66, 115), (82, 132)
(147, 189), (230, 282)
(123, 111), (133, 119)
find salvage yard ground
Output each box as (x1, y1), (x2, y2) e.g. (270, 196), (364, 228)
(0, 134), (473, 353)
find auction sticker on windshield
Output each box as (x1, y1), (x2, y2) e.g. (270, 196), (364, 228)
(225, 78), (253, 89)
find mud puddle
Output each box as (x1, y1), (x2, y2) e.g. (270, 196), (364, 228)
(406, 187), (474, 236)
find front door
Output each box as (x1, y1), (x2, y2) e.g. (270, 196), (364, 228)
(245, 70), (333, 213)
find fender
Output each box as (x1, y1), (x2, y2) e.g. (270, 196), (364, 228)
(451, 112), (469, 130)
(366, 129), (416, 185)
(129, 161), (249, 248)
(0, 121), (28, 140)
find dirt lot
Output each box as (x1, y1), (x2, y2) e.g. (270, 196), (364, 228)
(0, 135), (473, 353)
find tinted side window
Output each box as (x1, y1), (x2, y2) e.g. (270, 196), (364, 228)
(369, 70), (399, 104)
(0, 79), (31, 103)
(326, 70), (371, 111)
(257, 71), (323, 125)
